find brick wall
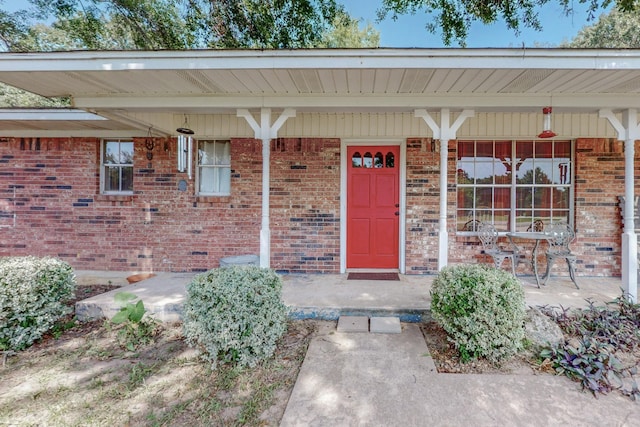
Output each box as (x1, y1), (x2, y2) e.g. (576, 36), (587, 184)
(0, 137), (263, 272)
(0, 136), (342, 274)
(0, 135), (632, 276)
(404, 138), (441, 273)
(270, 138), (341, 273)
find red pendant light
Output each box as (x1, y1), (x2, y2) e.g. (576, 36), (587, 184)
(538, 107), (557, 138)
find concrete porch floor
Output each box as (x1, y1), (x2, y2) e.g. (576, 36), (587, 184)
(75, 270), (626, 323)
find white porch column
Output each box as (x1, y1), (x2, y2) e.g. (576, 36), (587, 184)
(599, 108), (640, 303)
(415, 108), (474, 271)
(237, 108), (296, 268)
(599, 109), (639, 303)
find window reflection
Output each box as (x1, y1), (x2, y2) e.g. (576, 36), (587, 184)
(363, 152), (373, 168)
(374, 152), (383, 168)
(386, 152), (394, 168)
(352, 152), (362, 168)
(457, 139), (573, 232)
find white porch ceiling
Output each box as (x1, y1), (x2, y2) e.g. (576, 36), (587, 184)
(2, 48), (640, 134)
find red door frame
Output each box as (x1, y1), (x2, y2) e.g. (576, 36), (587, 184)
(346, 145), (400, 269)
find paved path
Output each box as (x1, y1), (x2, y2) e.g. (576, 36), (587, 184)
(280, 323), (640, 427)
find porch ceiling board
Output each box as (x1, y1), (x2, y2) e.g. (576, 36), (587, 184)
(2, 49), (640, 113)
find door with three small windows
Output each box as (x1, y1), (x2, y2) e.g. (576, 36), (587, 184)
(347, 146), (400, 269)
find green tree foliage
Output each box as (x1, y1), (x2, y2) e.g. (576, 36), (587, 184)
(2, 0), (348, 51)
(318, 12), (380, 48)
(564, 9), (640, 47)
(377, 0), (639, 46)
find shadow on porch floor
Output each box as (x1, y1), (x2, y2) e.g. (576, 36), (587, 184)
(75, 270), (625, 323)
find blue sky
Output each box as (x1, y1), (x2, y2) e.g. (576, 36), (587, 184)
(342, 0), (611, 48)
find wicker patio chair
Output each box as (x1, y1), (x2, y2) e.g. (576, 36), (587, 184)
(477, 222), (526, 276)
(542, 222), (579, 289)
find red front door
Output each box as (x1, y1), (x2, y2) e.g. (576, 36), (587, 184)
(347, 146), (400, 269)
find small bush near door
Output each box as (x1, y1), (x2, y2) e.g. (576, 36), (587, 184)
(182, 266), (287, 369)
(431, 264), (526, 362)
(0, 256), (76, 351)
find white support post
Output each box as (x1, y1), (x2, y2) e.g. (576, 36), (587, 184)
(599, 109), (639, 303)
(237, 108), (295, 269)
(415, 108), (474, 271)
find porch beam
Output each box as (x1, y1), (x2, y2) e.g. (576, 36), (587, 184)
(75, 93), (640, 111)
(237, 108), (295, 269)
(415, 109), (474, 271)
(599, 108), (639, 303)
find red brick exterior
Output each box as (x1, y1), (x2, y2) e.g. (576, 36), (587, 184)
(0, 135), (631, 276)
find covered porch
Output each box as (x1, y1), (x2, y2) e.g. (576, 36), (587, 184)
(1, 48), (639, 301)
(75, 270), (625, 323)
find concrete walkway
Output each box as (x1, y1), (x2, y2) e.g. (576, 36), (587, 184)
(76, 271), (625, 322)
(75, 271), (638, 426)
(280, 323), (639, 427)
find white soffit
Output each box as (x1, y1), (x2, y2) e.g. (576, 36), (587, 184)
(0, 108), (142, 137)
(1, 48), (640, 114)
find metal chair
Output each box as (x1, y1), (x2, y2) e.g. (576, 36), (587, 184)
(477, 222), (526, 276)
(542, 222), (579, 289)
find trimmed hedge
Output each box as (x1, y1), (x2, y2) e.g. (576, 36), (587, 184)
(431, 264), (526, 362)
(182, 266), (287, 369)
(0, 256), (76, 351)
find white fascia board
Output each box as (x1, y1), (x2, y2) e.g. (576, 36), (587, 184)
(75, 93), (640, 111)
(0, 130), (148, 137)
(0, 109), (107, 121)
(3, 49), (640, 72)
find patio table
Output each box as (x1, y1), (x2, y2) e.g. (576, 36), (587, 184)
(506, 232), (549, 287)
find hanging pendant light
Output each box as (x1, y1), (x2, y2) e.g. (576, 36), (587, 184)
(538, 107), (557, 138)
(176, 115), (194, 135)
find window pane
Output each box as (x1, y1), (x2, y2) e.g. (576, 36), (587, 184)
(119, 142), (133, 164)
(199, 167), (231, 194)
(458, 141), (475, 160)
(104, 166), (117, 191)
(553, 188), (570, 209)
(215, 141), (231, 165)
(199, 141), (215, 166)
(475, 187), (492, 209)
(494, 211), (510, 231)
(516, 141), (533, 182)
(199, 168), (215, 193)
(553, 160), (571, 184)
(104, 142), (120, 164)
(352, 152), (362, 168)
(493, 158), (510, 184)
(457, 187), (474, 209)
(516, 187), (532, 209)
(457, 161), (474, 184)
(374, 152), (383, 168)
(363, 152), (373, 168)
(218, 168), (231, 193)
(494, 187), (511, 210)
(476, 141), (493, 159)
(385, 152), (395, 168)
(121, 166), (133, 192)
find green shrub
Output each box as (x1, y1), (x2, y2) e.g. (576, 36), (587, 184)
(182, 266), (287, 369)
(0, 256), (76, 351)
(430, 264), (526, 362)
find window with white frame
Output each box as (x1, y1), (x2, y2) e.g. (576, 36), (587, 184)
(101, 139), (133, 194)
(197, 140), (231, 196)
(457, 140), (573, 233)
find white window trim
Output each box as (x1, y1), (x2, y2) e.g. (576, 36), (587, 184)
(196, 139), (231, 197)
(456, 139), (575, 235)
(100, 138), (134, 195)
